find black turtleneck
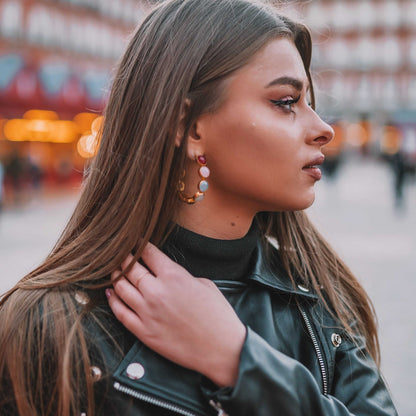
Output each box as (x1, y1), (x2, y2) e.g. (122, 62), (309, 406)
(161, 221), (260, 281)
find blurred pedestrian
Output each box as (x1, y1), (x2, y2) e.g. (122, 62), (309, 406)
(28, 157), (42, 191)
(0, 1), (397, 415)
(381, 124), (416, 210)
(5, 150), (23, 204)
(391, 149), (406, 208)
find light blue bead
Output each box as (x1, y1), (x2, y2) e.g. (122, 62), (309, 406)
(199, 180), (209, 192)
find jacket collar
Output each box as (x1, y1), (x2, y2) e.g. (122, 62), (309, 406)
(164, 222), (317, 300)
(246, 240), (318, 300)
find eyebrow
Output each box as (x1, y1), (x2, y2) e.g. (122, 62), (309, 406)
(265, 76), (307, 91)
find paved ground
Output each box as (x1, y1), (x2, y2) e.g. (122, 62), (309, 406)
(1, 157), (415, 415)
(309, 156), (416, 416)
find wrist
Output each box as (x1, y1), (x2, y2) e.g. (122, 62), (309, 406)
(204, 323), (246, 388)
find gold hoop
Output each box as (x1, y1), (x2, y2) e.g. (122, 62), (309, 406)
(178, 155), (210, 204)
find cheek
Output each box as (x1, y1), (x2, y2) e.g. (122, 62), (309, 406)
(207, 117), (298, 192)
(201, 105), (313, 211)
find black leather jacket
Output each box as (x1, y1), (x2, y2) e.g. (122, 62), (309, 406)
(85, 236), (397, 416)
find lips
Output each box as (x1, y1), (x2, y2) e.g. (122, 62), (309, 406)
(302, 155), (325, 180)
(303, 155), (325, 169)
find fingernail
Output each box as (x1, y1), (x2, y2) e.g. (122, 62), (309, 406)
(105, 288), (111, 299)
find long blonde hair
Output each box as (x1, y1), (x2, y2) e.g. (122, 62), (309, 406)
(0, 1), (378, 414)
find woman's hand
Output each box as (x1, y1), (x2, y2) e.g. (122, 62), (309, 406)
(106, 243), (246, 387)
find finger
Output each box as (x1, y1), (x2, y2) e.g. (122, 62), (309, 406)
(121, 253), (135, 271)
(141, 242), (178, 276)
(111, 269), (123, 283)
(106, 289), (144, 338)
(112, 275), (146, 312)
(126, 260), (155, 290)
(115, 255), (155, 290)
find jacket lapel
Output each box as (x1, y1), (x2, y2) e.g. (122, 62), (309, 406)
(246, 241), (318, 300)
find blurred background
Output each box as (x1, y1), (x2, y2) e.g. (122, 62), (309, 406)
(0, 0), (415, 415)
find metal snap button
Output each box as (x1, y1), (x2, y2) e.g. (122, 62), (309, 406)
(126, 362), (145, 380)
(90, 366), (102, 382)
(297, 284), (310, 292)
(74, 291), (90, 305)
(331, 333), (342, 348)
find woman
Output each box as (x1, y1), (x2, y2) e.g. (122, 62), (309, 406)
(0, 0), (397, 415)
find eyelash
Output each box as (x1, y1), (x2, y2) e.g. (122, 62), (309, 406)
(270, 95), (301, 112)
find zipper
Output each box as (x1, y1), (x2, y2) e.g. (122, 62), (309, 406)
(209, 400), (229, 416)
(113, 381), (198, 416)
(299, 307), (328, 395)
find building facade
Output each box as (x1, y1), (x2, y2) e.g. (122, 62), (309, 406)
(0, 0), (147, 118)
(303, 0), (416, 123)
(0, 0), (147, 193)
(0, 0), (414, 197)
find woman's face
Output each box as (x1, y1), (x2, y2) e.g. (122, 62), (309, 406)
(192, 37), (334, 217)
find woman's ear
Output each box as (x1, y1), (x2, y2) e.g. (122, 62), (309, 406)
(175, 98), (193, 148)
(185, 122), (204, 160)
(175, 99), (205, 160)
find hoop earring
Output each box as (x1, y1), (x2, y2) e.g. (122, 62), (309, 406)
(178, 155), (210, 204)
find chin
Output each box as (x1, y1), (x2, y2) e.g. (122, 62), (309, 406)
(252, 188), (316, 212)
(284, 193), (316, 211)
(263, 197), (315, 213)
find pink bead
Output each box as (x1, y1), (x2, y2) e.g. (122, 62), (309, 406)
(199, 166), (210, 178)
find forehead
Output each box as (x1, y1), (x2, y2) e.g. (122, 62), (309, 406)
(230, 38), (308, 90)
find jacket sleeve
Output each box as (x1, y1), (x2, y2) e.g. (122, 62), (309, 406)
(201, 326), (397, 416)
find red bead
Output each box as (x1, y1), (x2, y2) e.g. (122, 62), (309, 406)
(197, 155), (207, 165)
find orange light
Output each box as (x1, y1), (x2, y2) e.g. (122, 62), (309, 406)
(73, 112), (99, 134)
(345, 123), (368, 148)
(381, 126), (401, 155)
(23, 109), (59, 121)
(323, 124), (344, 156)
(77, 133), (99, 158)
(91, 116), (104, 135)
(0, 118), (8, 140)
(76, 115), (104, 158)
(4, 119), (29, 141)
(3, 110), (103, 144)
(51, 121), (80, 143)
(4, 118), (79, 143)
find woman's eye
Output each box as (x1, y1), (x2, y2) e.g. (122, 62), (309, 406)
(270, 95), (301, 112)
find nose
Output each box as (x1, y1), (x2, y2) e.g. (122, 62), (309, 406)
(308, 111), (334, 147)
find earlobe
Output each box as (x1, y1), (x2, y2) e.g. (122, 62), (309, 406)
(176, 121), (204, 159)
(185, 122), (206, 160)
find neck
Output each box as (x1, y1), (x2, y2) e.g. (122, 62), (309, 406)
(176, 193), (256, 240)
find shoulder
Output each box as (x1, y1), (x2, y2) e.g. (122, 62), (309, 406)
(78, 289), (137, 369)
(0, 285), (133, 364)
(0, 286), (134, 413)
